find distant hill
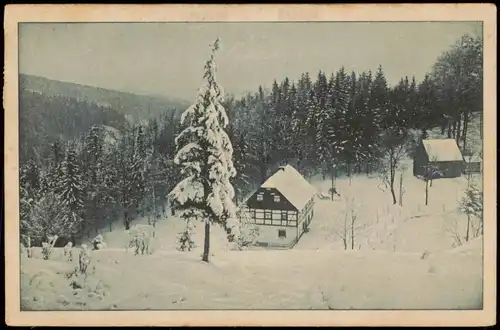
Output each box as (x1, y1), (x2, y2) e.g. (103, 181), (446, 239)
(19, 74), (190, 122)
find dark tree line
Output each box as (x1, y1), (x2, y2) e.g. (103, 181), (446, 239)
(20, 108), (181, 246)
(223, 34), (482, 201)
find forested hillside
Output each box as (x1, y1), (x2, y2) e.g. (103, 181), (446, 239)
(20, 74), (189, 120)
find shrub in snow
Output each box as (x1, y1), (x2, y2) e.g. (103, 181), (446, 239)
(235, 207), (259, 250)
(63, 242), (73, 262)
(66, 266), (79, 280)
(78, 244), (92, 275)
(41, 242), (51, 260)
(91, 234), (105, 250)
(177, 220), (196, 252)
(126, 224), (155, 255)
(97, 242), (107, 250)
(41, 235), (58, 260)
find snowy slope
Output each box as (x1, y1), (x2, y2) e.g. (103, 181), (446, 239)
(21, 241), (482, 310)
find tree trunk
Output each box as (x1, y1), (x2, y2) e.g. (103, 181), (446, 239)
(389, 161), (397, 205)
(425, 179), (429, 206)
(462, 111), (469, 151)
(456, 114), (462, 147)
(399, 173), (403, 207)
(26, 236), (32, 258)
(343, 211), (348, 250)
(124, 210), (130, 230)
(202, 221), (210, 263)
(452, 120), (457, 139)
(390, 185), (397, 205)
(347, 162), (352, 186)
(350, 218), (355, 250)
(331, 166), (335, 201)
(447, 123), (452, 138)
(465, 214), (470, 242)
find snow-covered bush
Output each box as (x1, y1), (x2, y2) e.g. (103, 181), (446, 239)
(177, 220), (196, 252)
(78, 244), (92, 275)
(458, 183), (483, 241)
(91, 234), (105, 251)
(63, 242), (73, 262)
(126, 224), (155, 255)
(41, 242), (52, 260)
(41, 235), (58, 260)
(235, 207), (259, 250)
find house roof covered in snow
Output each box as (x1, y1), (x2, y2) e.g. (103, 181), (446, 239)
(422, 139), (464, 162)
(261, 165), (317, 210)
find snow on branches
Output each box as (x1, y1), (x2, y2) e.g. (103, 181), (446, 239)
(169, 38), (238, 258)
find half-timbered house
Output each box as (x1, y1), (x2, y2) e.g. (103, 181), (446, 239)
(244, 165), (317, 248)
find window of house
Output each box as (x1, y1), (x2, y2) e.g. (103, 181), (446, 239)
(264, 210), (272, 224)
(278, 229), (286, 238)
(257, 193), (264, 201)
(274, 195), (280, 202)
(281, 211), (288, 225)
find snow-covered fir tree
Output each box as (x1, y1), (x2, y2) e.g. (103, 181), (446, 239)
(169, 38), (238, 263)
(235, 206), (259, 251)
(459, 183), (483, 241)
(82, 125), (105, 234)
(57, 142), (85, 238)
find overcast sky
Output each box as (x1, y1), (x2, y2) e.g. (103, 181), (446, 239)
(19, 22), (481, 101)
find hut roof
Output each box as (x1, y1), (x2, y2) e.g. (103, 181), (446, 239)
(422, 139), (464, 162)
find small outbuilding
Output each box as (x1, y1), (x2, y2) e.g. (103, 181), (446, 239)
(413, 138), (465, 179)
(244, 165), (317, 249)
(463, 155), (482, 174)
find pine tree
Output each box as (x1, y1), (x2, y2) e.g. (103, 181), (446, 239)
(459, 183), (483, 241)
(57, 142), (85, 238)
(20, 159), (42, 243)
(115, 129), (137, 230)
(82, 125), (105, 234)
(232, 132), (250, 204)
(169, 38), (238, 263)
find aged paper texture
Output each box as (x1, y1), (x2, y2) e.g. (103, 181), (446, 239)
(4, 3), (497, 327)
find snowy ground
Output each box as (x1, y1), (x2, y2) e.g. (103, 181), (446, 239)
(299, 161), (482, 253)
(21, 237), (482, 310)
(20, 160), (483, 310)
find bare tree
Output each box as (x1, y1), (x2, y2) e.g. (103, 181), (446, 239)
(398, 164), (407, 207)
(334, 197), (365, 250)
(381, 136), (407, 204)
(444, 217), (465, 247)
(422, 153), (441, 206)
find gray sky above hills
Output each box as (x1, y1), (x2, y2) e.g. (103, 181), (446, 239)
(19, 22), (481, 101)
